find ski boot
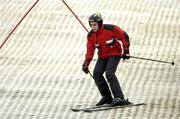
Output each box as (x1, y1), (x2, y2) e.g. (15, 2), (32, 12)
(111, 98), (132, 106)
(96, 96), (113, 106)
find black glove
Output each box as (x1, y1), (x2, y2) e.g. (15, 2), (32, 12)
(82, 61), (90, 74)
(122, 53), (130, 60)
(122, 48), (130, 60)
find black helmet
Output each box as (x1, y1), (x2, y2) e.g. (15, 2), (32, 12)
(89, 13), (103, 28)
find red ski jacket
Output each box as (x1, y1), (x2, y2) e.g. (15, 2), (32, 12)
(84, 24), (130, 63)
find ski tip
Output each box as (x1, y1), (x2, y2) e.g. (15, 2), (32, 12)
(135, 103), (146, 106)
(83, 109), (93, 112)
(139, 103), (146, 105)
(71, 108), (79, 112)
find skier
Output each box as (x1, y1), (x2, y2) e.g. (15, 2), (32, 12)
(82, 13), (131, 106)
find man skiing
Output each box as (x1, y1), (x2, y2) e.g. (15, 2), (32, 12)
(82, 13), (131, 106)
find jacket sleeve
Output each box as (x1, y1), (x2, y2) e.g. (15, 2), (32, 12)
(114, 26), (130, 54)
(84, 35), (95, 64)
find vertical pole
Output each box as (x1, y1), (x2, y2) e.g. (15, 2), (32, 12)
(62, 0), (89, 32)
(0, 0), (39, 49)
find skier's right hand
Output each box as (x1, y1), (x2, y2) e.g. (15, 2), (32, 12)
(82, 61), (90, 74)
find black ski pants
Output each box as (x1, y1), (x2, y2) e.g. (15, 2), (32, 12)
(93, 56), (124, 99)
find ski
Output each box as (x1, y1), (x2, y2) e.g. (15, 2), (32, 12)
(71, 104), (111, 112)
(71, 103), (146, 112)
(84, 103), (146, 112)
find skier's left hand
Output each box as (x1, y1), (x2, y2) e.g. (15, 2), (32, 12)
(122, 48), (130, 60)
(122, 53), (130, 60)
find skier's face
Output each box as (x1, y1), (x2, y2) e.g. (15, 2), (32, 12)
(90, 22), (99, 32)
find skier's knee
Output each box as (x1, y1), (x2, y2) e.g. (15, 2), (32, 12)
(105, 71), (115, 80)
(93, 70), (103, 79)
